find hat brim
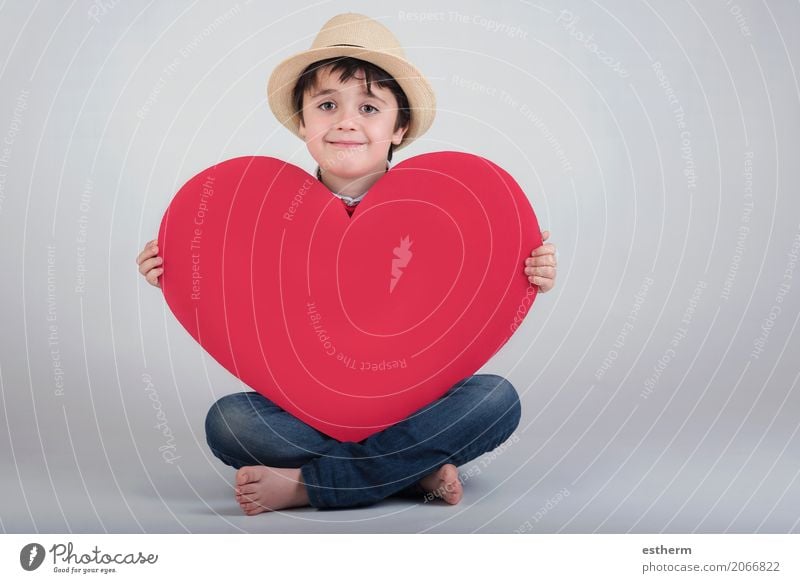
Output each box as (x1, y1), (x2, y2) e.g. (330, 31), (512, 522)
(267, 46), (435, 151)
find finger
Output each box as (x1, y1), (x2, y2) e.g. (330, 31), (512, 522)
(529, 275), (553, 291)
(146, 268), (163, 287)
(525, 265), (555, 278)
(136, 241), (159, 265)
(135, 248), (150, 265)
(525, 255), (556, 268)
(138, 256), (163, 276)
(541, 230), (550, 242)
(528, 244), (556, 257)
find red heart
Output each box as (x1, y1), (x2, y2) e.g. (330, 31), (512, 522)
(158, 152), (540, 442)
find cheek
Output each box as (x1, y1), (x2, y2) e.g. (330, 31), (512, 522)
(301, 114), (324, 139)
(303, 122), (325, 144)
(367, 120), (396, 143)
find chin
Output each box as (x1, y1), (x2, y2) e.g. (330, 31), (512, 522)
(325, 164), (382, 178)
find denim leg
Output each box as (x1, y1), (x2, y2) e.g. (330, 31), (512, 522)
(205, 391), (423, 501)
(301, 373), (522, 509)
(205, 391), (340, 469)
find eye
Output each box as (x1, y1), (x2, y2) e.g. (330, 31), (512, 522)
(361, 104), (379, 114)
(318, 101), (335, 111)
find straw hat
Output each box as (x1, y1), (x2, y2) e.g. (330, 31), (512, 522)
(267, 13), (435, 150)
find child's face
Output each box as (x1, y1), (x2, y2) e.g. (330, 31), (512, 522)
(298, 66), (407, 185)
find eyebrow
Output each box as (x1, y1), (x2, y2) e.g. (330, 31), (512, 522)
(308, 87), (387, 105)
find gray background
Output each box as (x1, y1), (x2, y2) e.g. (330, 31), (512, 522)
(0, 0), (798, 533)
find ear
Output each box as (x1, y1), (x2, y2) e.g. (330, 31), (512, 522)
(391, 123), (408, 146)
(298, 118), (306, 140)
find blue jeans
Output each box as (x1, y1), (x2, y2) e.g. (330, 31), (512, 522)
(205, 374), (521, 509)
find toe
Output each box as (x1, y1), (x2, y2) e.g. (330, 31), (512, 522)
(447, 493), (463, 505)
(243, 501), (269, 515)
(236, 485), (257, 499)
(440, 463), (458, 480)
(236, 466), (264, 486)
(437, 465), (462, 504)
(447, 484), (464, 505)
(237, 483), (259, 496)
(235, 468), (250, 486)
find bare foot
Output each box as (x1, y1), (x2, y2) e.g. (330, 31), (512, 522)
(419, 463), (463, 505)
(234, 466), (310, 516)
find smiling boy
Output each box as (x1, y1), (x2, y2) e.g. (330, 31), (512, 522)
(297, 63), (407, 200)
(136, 13), (557, 514)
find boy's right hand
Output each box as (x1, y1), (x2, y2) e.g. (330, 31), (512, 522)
(136, 239), (163, 288)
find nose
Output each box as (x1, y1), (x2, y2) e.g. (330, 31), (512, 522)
(333, 105), (360, 131)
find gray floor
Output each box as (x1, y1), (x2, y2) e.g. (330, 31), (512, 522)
(2, 329), (798, 533)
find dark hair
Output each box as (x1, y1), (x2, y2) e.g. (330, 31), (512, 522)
(291, 57), (410, 162)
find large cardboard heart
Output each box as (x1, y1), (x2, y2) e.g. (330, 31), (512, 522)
(158, 152), (540, 442)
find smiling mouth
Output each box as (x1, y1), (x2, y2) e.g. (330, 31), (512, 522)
(328, 141), (367, 148)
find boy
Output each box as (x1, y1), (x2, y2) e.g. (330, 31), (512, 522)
(136, 13), (557, 515)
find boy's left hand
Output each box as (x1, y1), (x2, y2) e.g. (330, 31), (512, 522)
(524, 230), (557, 293)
